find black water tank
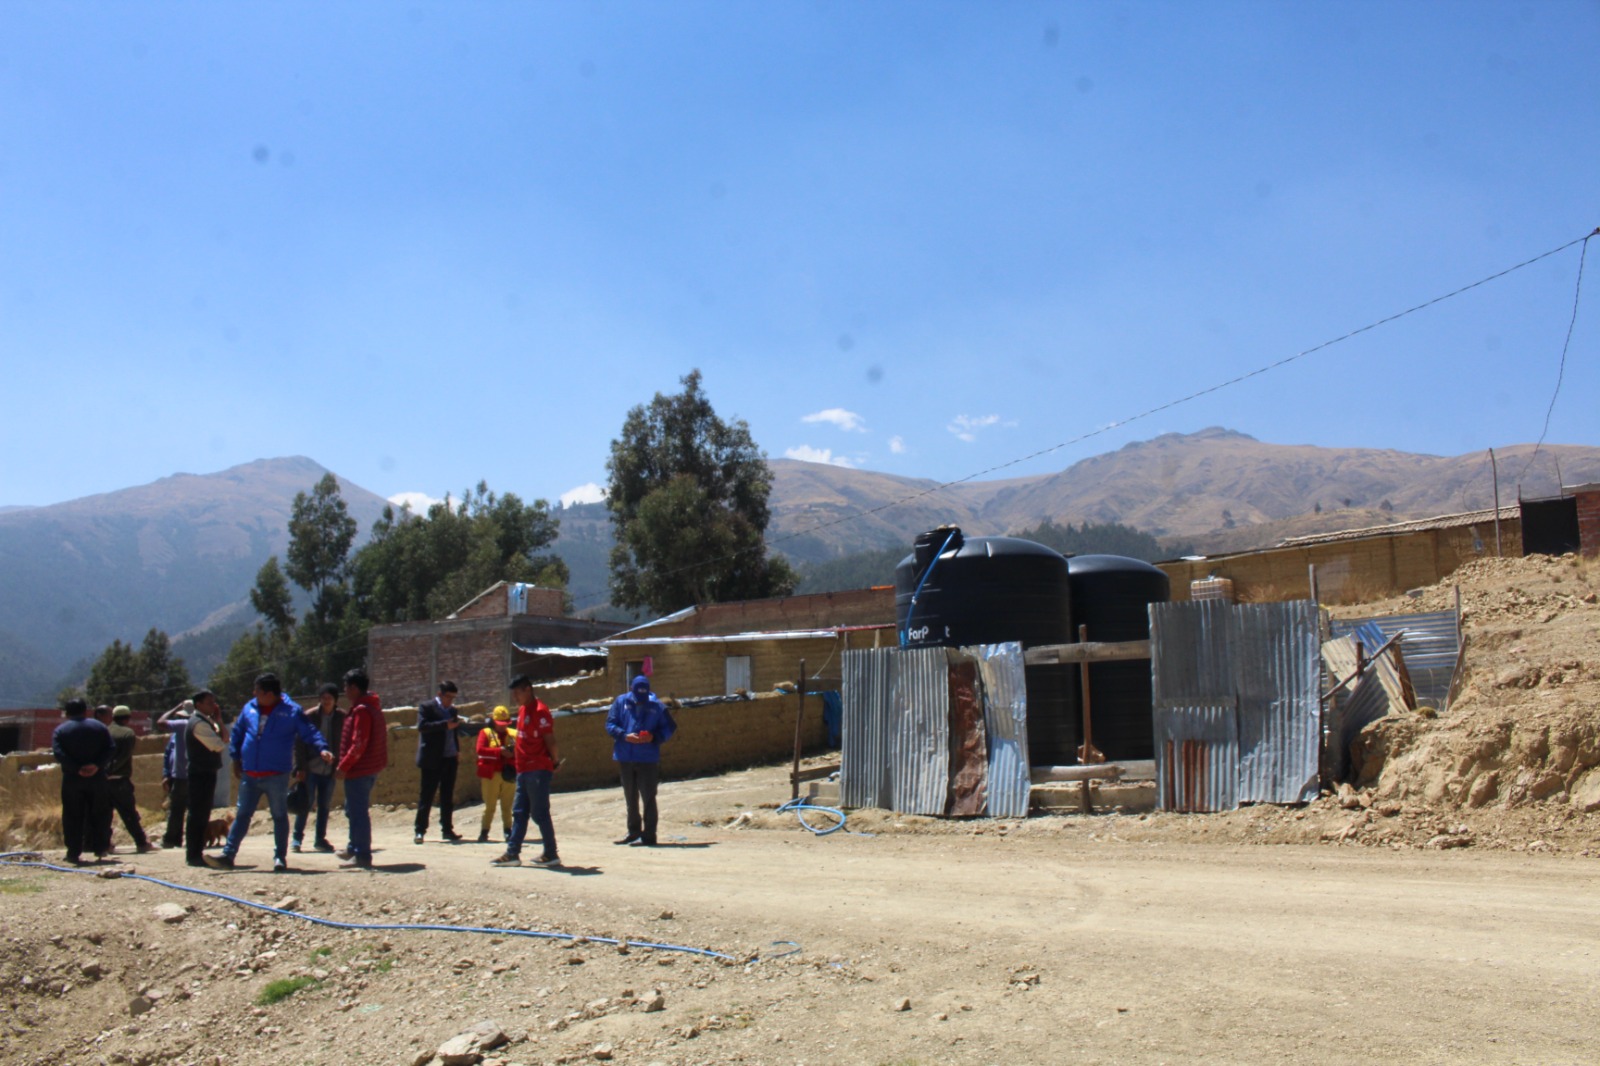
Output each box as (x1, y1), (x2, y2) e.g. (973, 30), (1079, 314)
(895, 529), (1078, 765)
(1065, 554), (1170, 761)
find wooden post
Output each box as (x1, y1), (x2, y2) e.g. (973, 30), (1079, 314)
(1490, 447), (1503, 557)
(790, 659), (808, 801)
(1308, 563), (1319, 605)
(1076, 625), (1096, 814)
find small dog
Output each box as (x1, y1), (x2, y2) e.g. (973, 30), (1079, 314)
(205, 814), (234, 849)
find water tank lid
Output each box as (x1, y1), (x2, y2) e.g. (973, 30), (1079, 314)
(1066, 554), (1168, 576)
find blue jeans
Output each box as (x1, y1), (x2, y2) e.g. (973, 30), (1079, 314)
(506, 770), (555, 859)
(225, 772), (291, 861)
(293, 773), (336, 845)
(343, 774), (376, 858)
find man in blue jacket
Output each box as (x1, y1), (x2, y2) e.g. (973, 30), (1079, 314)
(209, 673), (331, 873)
(604, 675), (676, 847)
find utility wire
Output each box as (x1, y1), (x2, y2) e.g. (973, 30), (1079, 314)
(569, 229), (1597, 611)
(1515, 229), (1595, 486)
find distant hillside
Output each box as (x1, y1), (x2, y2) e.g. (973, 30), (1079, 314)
(766, 430), (1600, 560)
(0, 457), (391, 707)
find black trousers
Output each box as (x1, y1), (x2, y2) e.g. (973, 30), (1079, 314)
(105, 777), (150, 849)
(60, 773), (110, 861)
(163, 778), (189, 848)
(619, 761), (660, 843)
(186, 773), (217, 863)
(416, 757), (458, 834)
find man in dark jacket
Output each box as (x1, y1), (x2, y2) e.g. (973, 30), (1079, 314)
(292, 683), (345, 853)
(99, 705), (156, 854)
(414, 680), (463, 844)
(52, 698), (112, 866)
(210, 674), (331, 873)
(603, 675), (677, 847)
(184, 691), (228, 867)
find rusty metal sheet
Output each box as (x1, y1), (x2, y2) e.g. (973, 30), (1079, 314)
(1154, 703), (1237, 812)
(974, 642), (1030, 818)
(946, 659), (987, 816)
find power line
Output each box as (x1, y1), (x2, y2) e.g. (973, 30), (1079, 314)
(1515, 229), (1595, 486)
(569, 228), (1597, 611)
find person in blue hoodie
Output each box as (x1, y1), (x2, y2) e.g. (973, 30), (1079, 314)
(603, 675), (677, 847)
(209, 673), (331, 873)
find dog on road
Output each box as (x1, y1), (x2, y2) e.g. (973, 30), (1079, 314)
(204, 813), (234, 849)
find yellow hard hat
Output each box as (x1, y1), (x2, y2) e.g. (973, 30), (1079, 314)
(492, 705), (511, 722)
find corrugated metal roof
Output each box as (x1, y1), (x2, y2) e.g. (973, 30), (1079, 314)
(1277, 506), (1518, 547)
(1151, 599), (1323, 810)
(599, 629), (843, 647)
(511, 644), (607, 658)
(1328, 610), (1459, 711)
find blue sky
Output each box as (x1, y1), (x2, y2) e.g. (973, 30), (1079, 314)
(3, 1), (1596, 511)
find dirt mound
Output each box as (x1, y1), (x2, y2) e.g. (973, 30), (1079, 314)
(1322, 552), (1600, 851)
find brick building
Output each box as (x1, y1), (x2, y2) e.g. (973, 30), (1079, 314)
(367, 581), (625, 709)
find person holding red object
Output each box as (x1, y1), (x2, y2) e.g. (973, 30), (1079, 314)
(604, 675), (676, 847)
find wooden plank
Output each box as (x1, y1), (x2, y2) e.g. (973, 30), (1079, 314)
(1024, 639), (1151, 665)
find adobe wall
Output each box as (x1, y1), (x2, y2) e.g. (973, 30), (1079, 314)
(1160, 519), (1522, 604)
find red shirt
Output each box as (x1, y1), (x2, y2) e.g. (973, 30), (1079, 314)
(338, 692), (388, 778)
(512, 699), (554, 772)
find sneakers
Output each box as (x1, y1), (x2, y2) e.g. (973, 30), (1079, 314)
(334, 848), (354, 861)
(477, 831), (490, 844)
(273, 857), (289, 873)
(290, 841), (303, 853)
(629, 838), (656, 847)
(442, 830), (464, 843)
(313, 840), (335, 853)
(339, 855), (372, 870)
(614, 835), (639, 846)
(135, 842), (159, 854)
(490, 853), (521, 867)
(414, 833), (425, 845)
(205, 854), (234, 870)
(532, 854), (560, 866)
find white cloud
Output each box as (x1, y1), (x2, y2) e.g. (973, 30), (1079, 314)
(388, 491), (445, 513)
(560, 482), (606, 507)
(888, 435), (906, 454)
(947, 414), (1014, 443)
(784, 445), (858, 468)
(801, 408), (867, 433)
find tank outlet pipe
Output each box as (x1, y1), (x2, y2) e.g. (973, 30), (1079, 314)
(900, 529), (957, 647)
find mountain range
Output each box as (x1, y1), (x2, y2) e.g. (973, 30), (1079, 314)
(3, 430), (1596, 706)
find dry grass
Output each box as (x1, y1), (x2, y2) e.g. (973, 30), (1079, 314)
(0, 804), (65, 852)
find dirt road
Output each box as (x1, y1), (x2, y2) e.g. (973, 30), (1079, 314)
(4, 762), (1600, 1064)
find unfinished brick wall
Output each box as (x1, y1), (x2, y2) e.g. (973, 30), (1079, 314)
(1574, 485), (1600, 558)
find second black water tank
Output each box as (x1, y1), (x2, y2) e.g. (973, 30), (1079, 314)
(1065, 554), (1171, 761)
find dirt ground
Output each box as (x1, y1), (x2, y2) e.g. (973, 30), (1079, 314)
(4, 553), (1599, 1065)
(3, 759), (1600, 1066)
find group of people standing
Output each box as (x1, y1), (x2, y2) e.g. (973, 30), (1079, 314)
(54, 669), (678, 872)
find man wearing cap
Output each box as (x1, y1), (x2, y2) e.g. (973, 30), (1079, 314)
(474, 705), (517, 843)
(491, 675), (561, 867)
(97, 704), (157, 855)
(414, 680), (464, 844)
(51, 698), (112, 866)
(209, 674), (332, 873)
(604, 676), (677, 847)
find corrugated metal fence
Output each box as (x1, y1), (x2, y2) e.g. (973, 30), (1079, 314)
(841, 642), (1031, 817)
(1151, 600), (1323, 812)
(1328, 610), (1460, 711)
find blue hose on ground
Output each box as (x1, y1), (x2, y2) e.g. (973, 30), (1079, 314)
(776, 798), (847, 836)
(0, 852), (735, 961)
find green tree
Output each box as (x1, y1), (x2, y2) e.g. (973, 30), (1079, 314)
(208, 625), (289, 711)
(85, 628), (192, 711)
(285, 472), (358, 625)
(249, 556), (296, 640)
(606, 370), (796, 615)
(351, 482), (568, 623)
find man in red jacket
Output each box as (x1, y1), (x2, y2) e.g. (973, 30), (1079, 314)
(491, 674), (560, 867)
(336, 668), (388, 870)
